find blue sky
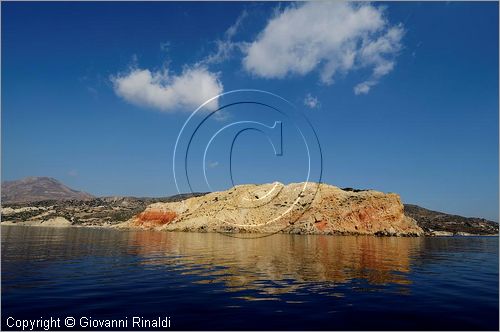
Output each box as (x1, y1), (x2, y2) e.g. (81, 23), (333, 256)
(2, 2), (498, 220)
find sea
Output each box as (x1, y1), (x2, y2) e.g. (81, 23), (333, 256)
(1, 226), (498, 330)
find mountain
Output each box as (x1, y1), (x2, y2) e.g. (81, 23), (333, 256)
(1, 177), (94, 204)
(404, 204), (498, 235)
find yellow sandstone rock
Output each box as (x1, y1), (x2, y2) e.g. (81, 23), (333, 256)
(126, 182), (423, 236)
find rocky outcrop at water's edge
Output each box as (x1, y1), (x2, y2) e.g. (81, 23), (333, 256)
(122, 182), (424, 236)
(2, 181), (497, 236)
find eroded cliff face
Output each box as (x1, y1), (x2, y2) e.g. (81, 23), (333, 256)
(124, 182), (423, 236)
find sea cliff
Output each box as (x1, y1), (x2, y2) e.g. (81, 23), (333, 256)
(123, 182), (424, 236)
(3, 181), (497, 236)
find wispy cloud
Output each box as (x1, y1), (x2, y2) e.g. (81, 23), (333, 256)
(304, 93), (320, 109)
(213, 110), (231, 122)
(201, 10), (248, 65)
(111, 65), (223, 112)
(208, 161), (219, 168)
(225, 10), (248, 40)
(241, 2), (404, 94)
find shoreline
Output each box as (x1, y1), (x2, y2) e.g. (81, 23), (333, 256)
(1, 222), (497, 237)
(2, 183), (498, 237)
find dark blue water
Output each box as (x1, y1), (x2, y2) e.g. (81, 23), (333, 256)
(1, 226), (498, 330)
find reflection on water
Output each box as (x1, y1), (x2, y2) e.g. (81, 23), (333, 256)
(2, 226), (498, 330)
(3, 226), (419, 297)
(127, 231), (419, 296)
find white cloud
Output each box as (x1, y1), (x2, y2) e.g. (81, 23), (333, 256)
(111, 66), (223, 112)
(225, 10), (248, 40)
(208, 161), (219, 168)
(242, 2), (403, 93)
(202, 40), (238, 66)
(353, 81), (373, 95)
(304, 93), (320, 109)
(213, 110), (231, 122)
(202, 10), (248, 65)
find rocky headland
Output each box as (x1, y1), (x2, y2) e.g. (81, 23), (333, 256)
(1, 178), (498, 236)
(124, 182), (423, 236)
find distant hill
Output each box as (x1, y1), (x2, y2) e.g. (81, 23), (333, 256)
(1, 177), (94, 204)
(404, 204), (498, 235)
